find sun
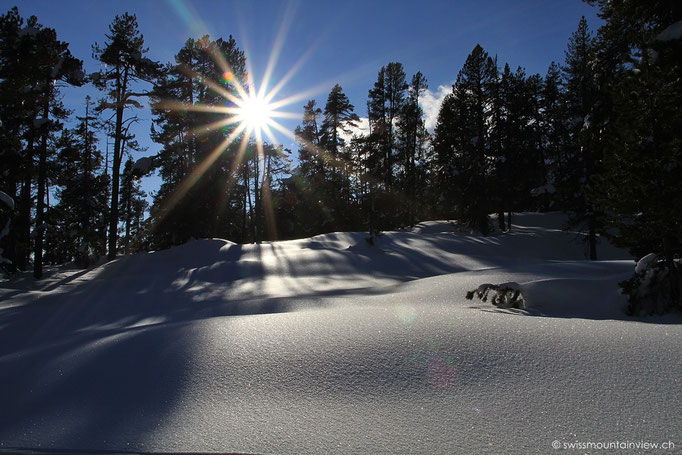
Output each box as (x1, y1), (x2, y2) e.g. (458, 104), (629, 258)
(235, 93), (274, 133)
(151, 7), (335, 227)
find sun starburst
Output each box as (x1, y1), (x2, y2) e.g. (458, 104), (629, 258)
(150, 4), (352, 238)
(233, 92), (274, 133)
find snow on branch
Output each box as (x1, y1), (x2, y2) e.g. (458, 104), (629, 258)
(656, 21), (682, 41)
(0, 191), (15, 210)
(530, 183), (555, 197)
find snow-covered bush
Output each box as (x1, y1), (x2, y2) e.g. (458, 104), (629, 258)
(621, 253), (682, 315)
(466, 282), (526, 309)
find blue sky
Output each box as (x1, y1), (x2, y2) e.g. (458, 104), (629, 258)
(3, 0), (601, 197)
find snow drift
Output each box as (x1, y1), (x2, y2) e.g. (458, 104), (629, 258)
(0, 213), (680, 454)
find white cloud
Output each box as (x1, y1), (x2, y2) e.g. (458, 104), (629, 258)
(420, 84), (453, 132)
(339, 117), (370, 144)
(335, 84), (451, 144)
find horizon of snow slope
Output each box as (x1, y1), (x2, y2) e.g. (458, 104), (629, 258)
(1, 212), (680, 454)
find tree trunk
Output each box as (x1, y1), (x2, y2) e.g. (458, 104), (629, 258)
(246, 162), (254, 243)
(34, 81), (51, 279)
(4, 177), (18, 273)
(107, 68), (127, 260)
(253, 152), (260, 243)
(263, 151), (276, 240)
(242, 166), (248, 242)
(588, 213), (597, 260)
(17, 162), (32, 271)
(83, 98), (92, 259)
(107, 109), (123, 260)
(125, 180), (131, 254)
(663, 232), (679, 307)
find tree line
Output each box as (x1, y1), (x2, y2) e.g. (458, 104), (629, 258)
(0, 2), (680, 312)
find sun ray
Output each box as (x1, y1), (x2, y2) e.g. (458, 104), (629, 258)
(267, 59), (387, 111)
(262, 117), (298, 142)
(153, 13), (364, 239)
(258, 2), (296, 100)
(212, 131), (252, 224)
(264, 37), (322, 102)
(261, 173), (278, 240)
(177, 65), (244, 106)
(265, 117), (336, 167)
(265, 117), (353, 175)
(229, 128), (252, 177)
(244, 51), (257, 99)
(268, 110), (302, 120)
(265, 82), (331, 112)
(192, 116), (241, 137)
(157, 122), (248, 219)
(167, 0), (211, 41)
(203, 44), (250, 101)
(202, 75), (245, 107)
(251, 125), (279, 240)
(262, 47), (312, 104)
(153, 100), (233, 114)
(260, 123), (279, 148)
(254, 124), (265, 160)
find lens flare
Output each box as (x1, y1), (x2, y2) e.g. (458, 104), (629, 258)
(151, 2), (351, 236)
(235, 93), (273, 132)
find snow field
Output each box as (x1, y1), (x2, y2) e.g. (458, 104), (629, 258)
(1, 213), (680, 454)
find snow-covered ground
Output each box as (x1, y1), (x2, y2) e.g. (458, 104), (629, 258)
(1, 213), (680, 454)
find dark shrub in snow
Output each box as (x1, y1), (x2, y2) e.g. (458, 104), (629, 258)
(621, 253), (682, 315)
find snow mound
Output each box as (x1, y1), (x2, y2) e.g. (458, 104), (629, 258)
(1, 212), (680, 455)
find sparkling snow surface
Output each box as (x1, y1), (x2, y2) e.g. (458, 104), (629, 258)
(1, 213), (680, 454)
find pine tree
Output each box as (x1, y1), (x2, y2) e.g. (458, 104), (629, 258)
(450, 44), (495, 234)
(486, 58), (507, 230)
(149, 35), (247, 247)
(291, 100), (327, 236)
(0, 7), (33, 272)
(0, 9), (84, 277)
(46, 97), (109, 266)
(539, 61), (569, 208)
(367, 62), (408, 228)
(119, 158), (148, 253)
(397, 71), (429, 225)
(498, 66), (545, 226)
(588, 0), (682, 312)
(432, 90), (459, 218)
(562, 16), (601, 259)
(93, 13), (159, 260)
(367, 63), (407, 190)
(320, 84), (359, 158)
(296, 100), (323, 177)
(320, 84), (359, 227)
